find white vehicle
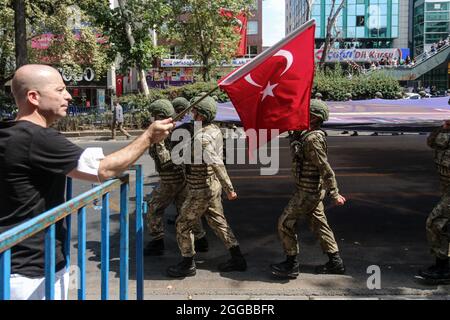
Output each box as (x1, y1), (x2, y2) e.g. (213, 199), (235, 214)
(404, 93), (421, 99)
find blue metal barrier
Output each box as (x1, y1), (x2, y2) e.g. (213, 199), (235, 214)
(0, 165), (146, 300)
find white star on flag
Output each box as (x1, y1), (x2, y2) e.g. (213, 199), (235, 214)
(261, 82), (278, 101)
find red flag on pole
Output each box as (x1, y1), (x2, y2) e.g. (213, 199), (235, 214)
(219, 8), (248, 57)
(218, 20), (316, 151)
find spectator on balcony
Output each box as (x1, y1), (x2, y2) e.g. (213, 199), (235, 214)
(0, 64), (174, 300)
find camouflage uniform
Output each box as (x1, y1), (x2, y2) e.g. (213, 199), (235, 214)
(278, 129), (340, 256)
(176, 123), (239, 257)
(147, 136), (205, 241)
(426, 128), (450, 259)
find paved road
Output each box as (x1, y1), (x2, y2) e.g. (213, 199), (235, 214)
(66, 132), (450, 299)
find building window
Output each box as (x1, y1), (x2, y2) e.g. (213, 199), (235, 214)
(356, 16), (365, 26)
(247, 21), (258, 35)
(247, 45), (258, 57)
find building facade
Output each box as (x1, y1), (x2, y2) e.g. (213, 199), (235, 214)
(286, 0), (409, 50)
(413, 0), (450, 55)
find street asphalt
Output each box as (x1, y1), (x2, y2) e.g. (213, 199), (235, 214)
(65, 130), (450, 300)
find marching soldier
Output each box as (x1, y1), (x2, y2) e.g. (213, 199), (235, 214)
(270, 99), (346, 279)
(418, 121), (450, 284)
(167, 96), (246, 277)
(144, 99), (208, 256)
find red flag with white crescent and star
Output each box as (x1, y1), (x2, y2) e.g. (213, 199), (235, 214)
(218, 20), (315, 151)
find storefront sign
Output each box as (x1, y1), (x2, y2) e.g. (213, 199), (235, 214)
(315, 48), (410, 63)
(59, 67), (95, 82)
(161, 58), (253, 68)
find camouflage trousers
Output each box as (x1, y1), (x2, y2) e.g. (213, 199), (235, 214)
(176, 179), (239, 257)
(426, 192), (450, 259)
(278, 189), (339, 256)
(146, 182), (205, 241)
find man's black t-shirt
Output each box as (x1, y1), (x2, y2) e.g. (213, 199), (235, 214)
(0, 120), (84, 278)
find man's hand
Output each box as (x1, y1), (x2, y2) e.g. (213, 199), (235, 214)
(227, 191), (238, 201)
(334, 194), (346, 206)
(147, 118), (174, 144)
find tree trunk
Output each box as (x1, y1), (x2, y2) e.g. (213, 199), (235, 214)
(118, 0), (150, 96)
(13, 0), (27, 68)
(319, 0), (345, 68)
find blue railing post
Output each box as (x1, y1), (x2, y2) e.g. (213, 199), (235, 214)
(101, 193), (110, 300)
(45, 225), (56, 300)
(0, 250), (11, 300)
(120, 183), (129, 300)
(134, 165), (144, 300)
(77, 207), (86, 300)
(65, 177), (73, 269)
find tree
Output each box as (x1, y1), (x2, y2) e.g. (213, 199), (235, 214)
(0, 0), (15, 89)
(319, 0), (345, 67)
(0, 0), (111, 90)
(168, 0), (254, 82)
(84, 0), (172, 96)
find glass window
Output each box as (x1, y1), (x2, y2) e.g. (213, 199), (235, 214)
(315, 27), (321, 38)
(356, 4), (365, 15)
(379, 4), (387, 15)
(356, 16), (365, 26)
(392, 0), (398, 3)
(348, 0), (356, 4)
(392, 26), (398, 37)
(392, 15), (399, 26)
(348, 15), (356, 27)
(380, 15), (387, 27)
(379, 0), (387, 4)
(392, 4), (398, 14)
(347, 27), (356, 38)
(356, 26), (365, 37)
(357, 0), (365, 4)
(312, 4), (321, 16)
(348, 5), (356, 15)
(247, 21), (258, 35)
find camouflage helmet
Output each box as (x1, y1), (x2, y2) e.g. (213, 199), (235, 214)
(172, 97), (190, 113)
(309, 99), (329, 122)
(192, 96), (217, 122)
(149, 99), (175, 118)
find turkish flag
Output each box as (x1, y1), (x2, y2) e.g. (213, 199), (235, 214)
(116, 74), (124, 97)
(219, 9), (248, 57)
(219, 21), (315, 151)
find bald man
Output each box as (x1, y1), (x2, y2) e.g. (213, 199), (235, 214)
(0, 64), (174, 300)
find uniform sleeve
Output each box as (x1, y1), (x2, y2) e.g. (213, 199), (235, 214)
(427, 127), (450, 150)
(306, 136), (340, 199)
(29, 128), (84, 175)
(202, 134), (235, 194)
(155, 141), (172, 169)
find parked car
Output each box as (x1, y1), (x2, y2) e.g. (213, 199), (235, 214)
(404, 93), (421, 99)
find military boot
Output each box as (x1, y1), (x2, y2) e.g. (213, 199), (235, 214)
(218, 246), (247, 272)
(418, 258), (450, 284)
(166, 257), (196, 278)
(270, 255), (300, 279)
(315, 252), (346, 274)
(143, 238), (164, 256)
(194, 236), (209, 253)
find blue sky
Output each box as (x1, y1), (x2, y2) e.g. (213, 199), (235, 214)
(262, 0), (285, 47)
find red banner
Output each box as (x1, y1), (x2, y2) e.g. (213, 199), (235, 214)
(219, 9), (248, 57)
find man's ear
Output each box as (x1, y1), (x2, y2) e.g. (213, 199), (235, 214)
(27, 90), (40, 107)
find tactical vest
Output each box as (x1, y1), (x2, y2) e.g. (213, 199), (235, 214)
(185, 123), (220, 191)
(292, 130), (326, 193)
(433, 132), (450, 188)
(149, 138), (185, 184)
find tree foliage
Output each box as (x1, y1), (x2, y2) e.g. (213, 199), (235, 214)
(0, 0), (111, 89)
(168, 0), (254, 81)
(83, 0), (173, 95)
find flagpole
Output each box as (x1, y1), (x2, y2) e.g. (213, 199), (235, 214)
(172, 86), (219, 122)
